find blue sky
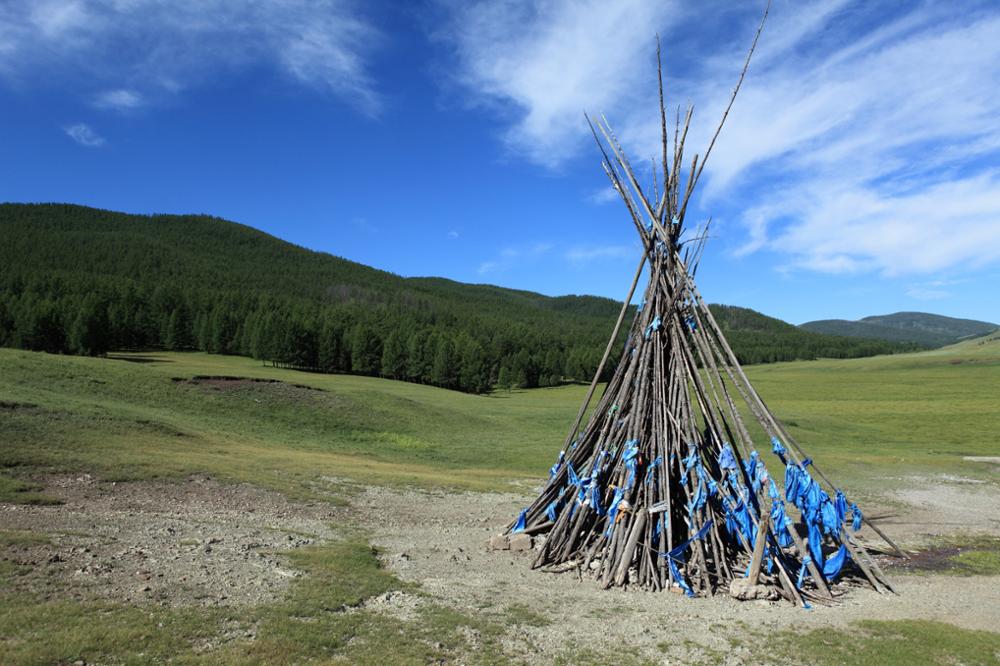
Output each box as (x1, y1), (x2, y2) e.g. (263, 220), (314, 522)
(1, 0), (999, 325)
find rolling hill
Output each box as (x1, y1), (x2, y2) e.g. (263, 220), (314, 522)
(710, 304), (922, 364)
(0, 203), (917, 391)
(801, 312), (997, 348)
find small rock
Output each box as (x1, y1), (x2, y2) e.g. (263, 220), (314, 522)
(488, 534), (510, 551)
(729, 578), (779, 601)
(509, 534), (533, 552)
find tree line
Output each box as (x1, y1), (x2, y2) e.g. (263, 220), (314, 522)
(0, 204), (919, 393)
(0, 277), (612, 394)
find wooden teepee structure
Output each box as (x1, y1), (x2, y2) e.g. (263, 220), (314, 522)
(507, 13), (900, 607)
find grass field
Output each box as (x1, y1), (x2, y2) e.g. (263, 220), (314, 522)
(2, 338), (999, 664)
(0, 348), (593, 501)
(2, 333), (998, 502)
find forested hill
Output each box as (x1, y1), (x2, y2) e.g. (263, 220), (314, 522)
(710, 305), (922, 363)
(0, 203), (916, 392)
(801, 312), (998, 348)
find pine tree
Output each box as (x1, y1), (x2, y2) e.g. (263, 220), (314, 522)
(349, 322), (381, 375)
(458, 335), (490, 393)
(283, 317), (318, 368)
(164, 307), (191, 351)
(381, 330), (406, 379)
(318, 318), (346, 372)
(405, 329), (432, 382)
(21, 298), (67, 353)
(0, 298), (12, 347)
(431, 336), (457, 388)
(497, 364), (512, 392)
(194, 311), (211, 351)
(543, 349), (563, 385)
(249, 311), (272, 360)
(68, 297), (110, 356)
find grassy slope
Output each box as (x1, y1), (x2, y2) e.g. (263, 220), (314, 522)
(0, 349), (592, 499)
(737, 332), (1000, 487)
(2, 333), (999, 501)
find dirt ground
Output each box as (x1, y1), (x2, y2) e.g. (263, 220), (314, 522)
(0, 475), (336, 607)
(352, 477), (1000, 662)
(2, 473), (999, 663)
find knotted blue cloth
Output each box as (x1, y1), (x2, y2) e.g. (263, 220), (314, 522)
(823, 545), (850, 580)
(644, 316), (662, 338)
(513, 509), (527, 533)
(549, 450), (565, 479)
(718, 444), (738, 471)
(660, 520), (714, 598)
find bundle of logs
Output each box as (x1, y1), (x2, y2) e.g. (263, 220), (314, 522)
(505, 12), (901, 607)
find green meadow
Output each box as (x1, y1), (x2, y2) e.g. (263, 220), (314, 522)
(2, 333), (998, 501)
(1, 337), (999, 664)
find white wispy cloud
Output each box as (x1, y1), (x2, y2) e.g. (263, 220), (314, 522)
(351, 216), (378, 234)
(904, 277), (970, 302)
(905, 286), (949, 301)
(478, 242), (552, 275)
(436, 0), (681, 168)
(63, 122), (105, 146)
(565, 245), (635, 264)
(0, 0), (383, 115)
(438, 1), (1000, 278)
(447, 230), (459, 239)
(93, 88), (143, 111)
(585, 186), (619, 205)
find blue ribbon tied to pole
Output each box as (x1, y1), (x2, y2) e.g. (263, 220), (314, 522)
(660, 520), (714, 597)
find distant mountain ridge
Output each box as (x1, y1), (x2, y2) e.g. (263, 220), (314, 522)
(710, 304), (922, 363)
(800, 312), (998, 348)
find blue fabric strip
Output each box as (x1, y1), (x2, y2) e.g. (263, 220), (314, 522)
(512, 509), (527, 533)
(823, 545), (850, 580)
(718, 444), (738, 471)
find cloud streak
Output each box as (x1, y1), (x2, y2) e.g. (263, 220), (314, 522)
(93, 89), (143, 111)
(709, 4), (1000, 276)
(63, 122), (104, 146)
(0, 0), (383, 115)
(478, 242), (552, 275)
(565, 245), (635, 264)
(437, 0), (680, 167)
(438, 1), (1000, 278)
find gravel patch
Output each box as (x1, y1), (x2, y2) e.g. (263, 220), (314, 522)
(354, 481), (1000, 663)
(3, 472), (998, 663)
(0, 474), (337, 607)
